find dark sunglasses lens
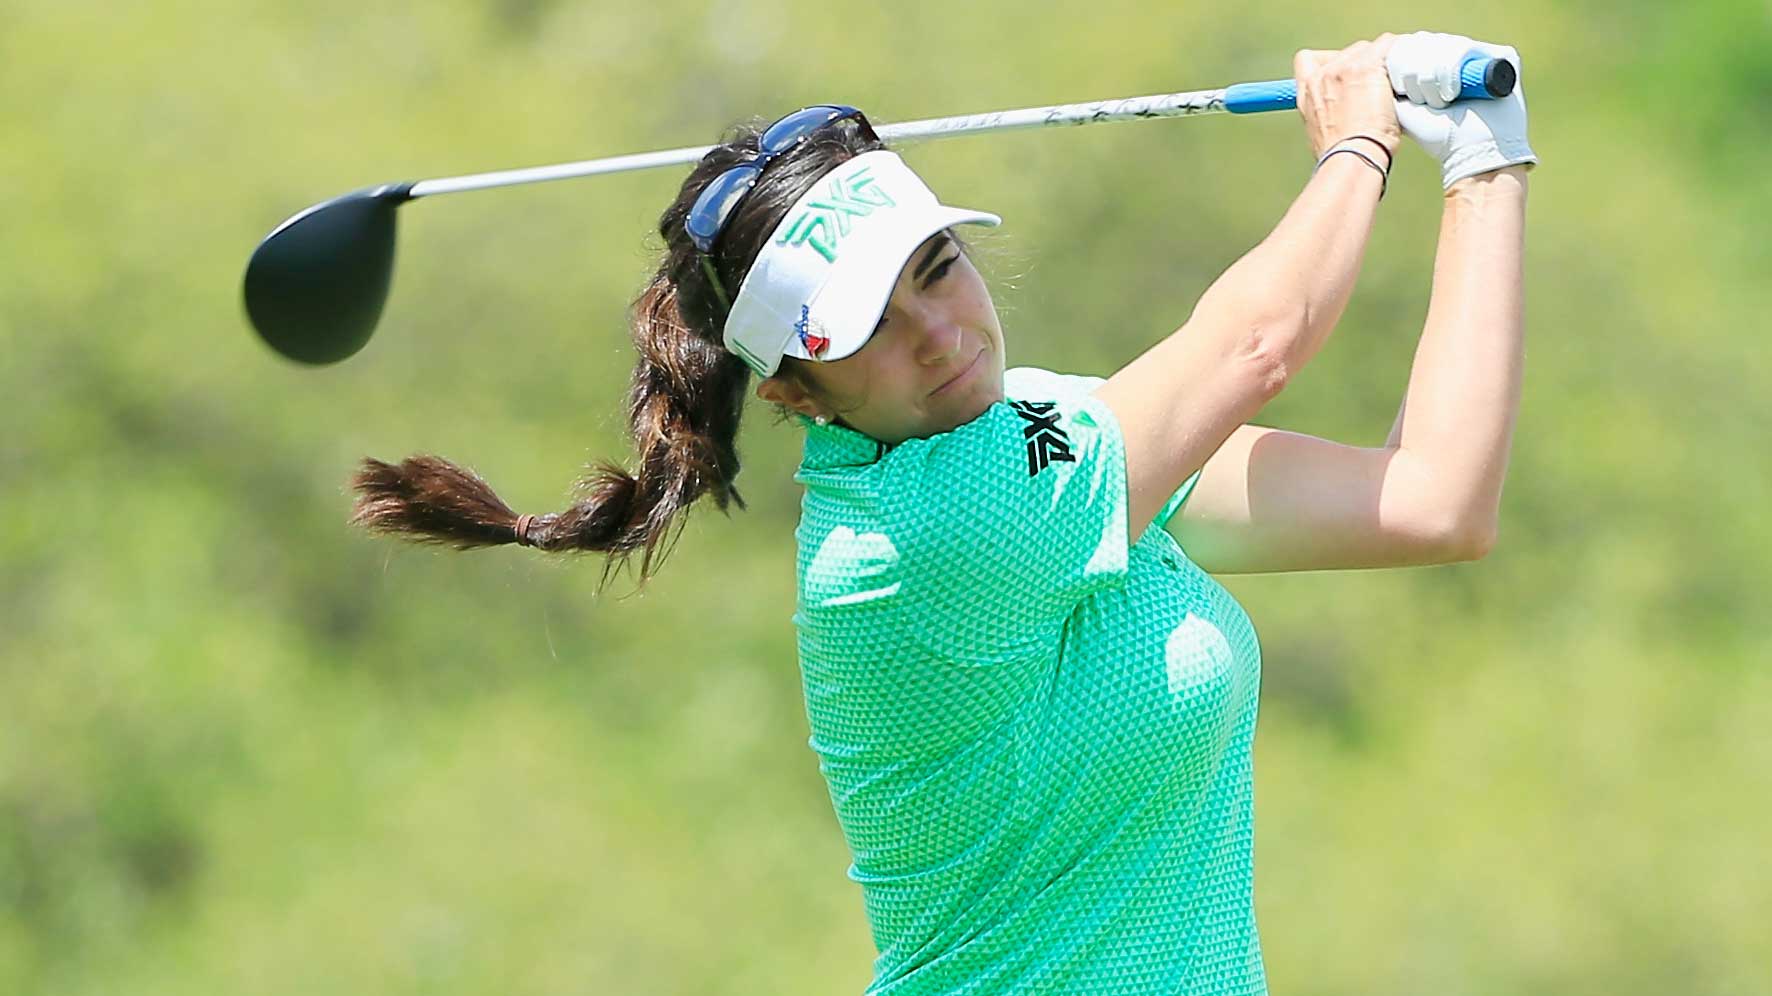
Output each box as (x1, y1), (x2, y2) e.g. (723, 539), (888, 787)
(761, 104), (857, 153)
(687, 164), (761, 252)
(688, 105), (869, 252)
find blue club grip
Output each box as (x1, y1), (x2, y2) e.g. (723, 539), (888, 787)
(1224, 55), (1515, 114)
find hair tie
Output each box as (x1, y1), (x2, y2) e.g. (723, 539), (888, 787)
(1314, 145), (1389, 201)
(514, 513), (536, 547)
(1339, 134), (1394, 173)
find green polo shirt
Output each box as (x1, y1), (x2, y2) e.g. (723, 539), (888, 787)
(792, 366), (1266, 995)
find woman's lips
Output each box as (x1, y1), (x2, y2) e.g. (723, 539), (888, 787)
(931, 349), (983, 396)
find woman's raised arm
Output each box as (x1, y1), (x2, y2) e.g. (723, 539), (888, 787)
(1163, 168), (1528, 576)
(1161, 34), (1538, 575)
(1094, 34), (1402, 541)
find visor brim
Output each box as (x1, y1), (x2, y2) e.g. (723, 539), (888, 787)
(789, 205), (1001, 365)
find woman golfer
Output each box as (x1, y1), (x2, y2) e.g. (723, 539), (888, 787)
(351, 29), (1533, 996)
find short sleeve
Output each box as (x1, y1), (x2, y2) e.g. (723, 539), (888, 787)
(1157, 466), (1205, 528)
(1024, 367), (1200, 530)
(882, 391), (1130, 665)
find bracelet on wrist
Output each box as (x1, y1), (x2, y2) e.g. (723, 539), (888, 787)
(1313, 145), (1389, 201)
(1336, 134), (1395, 173)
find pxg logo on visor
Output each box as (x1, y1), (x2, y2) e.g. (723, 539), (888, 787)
(776, 166), (897, 263)
(718, 149), (999, 380)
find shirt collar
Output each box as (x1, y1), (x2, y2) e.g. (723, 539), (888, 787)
(797, 413), (892, 471)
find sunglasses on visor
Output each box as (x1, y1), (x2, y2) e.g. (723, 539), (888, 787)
(686, 104), (878, 256)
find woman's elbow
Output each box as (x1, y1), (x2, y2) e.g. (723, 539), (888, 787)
(1407, 502), (1496, 565)
(1238, 321), (1300, 400)
(1444, 515), (1499, 563)
(1185, 280), (1304, 401)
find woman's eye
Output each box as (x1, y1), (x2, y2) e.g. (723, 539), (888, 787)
(874, 253), (961, 332)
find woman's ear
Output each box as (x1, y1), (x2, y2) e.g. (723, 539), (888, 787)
(756, 374), (823, 420)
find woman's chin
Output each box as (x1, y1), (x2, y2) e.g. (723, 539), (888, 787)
(934, 388), (999, 433)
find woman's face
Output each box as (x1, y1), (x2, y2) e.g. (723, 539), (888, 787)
(756, 230), (1006, 445)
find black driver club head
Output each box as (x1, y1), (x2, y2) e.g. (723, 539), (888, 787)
(242, 181), (413, 365)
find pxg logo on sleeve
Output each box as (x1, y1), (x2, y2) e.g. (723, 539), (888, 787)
(1012, 400), (1076, 477)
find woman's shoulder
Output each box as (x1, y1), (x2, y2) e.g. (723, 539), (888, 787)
(875, 365), (1115, 479)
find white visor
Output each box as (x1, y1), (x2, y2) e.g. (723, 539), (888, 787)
(720, 149), (1000, 378)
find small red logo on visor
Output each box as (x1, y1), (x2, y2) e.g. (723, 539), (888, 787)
(796, 306), (830, 359)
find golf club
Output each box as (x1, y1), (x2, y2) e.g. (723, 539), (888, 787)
(242, 57), (1514, 365)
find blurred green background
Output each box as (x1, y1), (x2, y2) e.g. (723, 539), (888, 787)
(4, 0), (1769, 992)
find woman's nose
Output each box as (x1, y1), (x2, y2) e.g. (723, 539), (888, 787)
(912, 314), (963, 366)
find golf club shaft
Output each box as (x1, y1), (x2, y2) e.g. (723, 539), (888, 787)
(408, 57), (1512, 199)
(409, 87), (1234, 198)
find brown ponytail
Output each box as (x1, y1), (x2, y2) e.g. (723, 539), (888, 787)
(348, 115), (884, 588)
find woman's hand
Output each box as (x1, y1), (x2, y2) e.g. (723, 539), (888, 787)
(1386, 31), (1539, 190)
(1294, 34), (1404, 162)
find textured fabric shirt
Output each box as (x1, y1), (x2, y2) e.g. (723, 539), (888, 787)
(792, 366), (1265, 995)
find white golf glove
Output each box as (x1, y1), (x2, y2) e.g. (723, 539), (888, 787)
(1387, 31), (1538, 189)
